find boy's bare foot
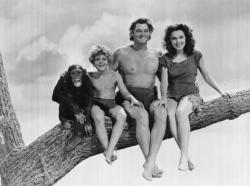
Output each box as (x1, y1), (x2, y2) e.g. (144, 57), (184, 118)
(178, 156), (188, 171)
(103, 151), (112, 165)
(111, 153), (117, 162)
(143, 164), (163, 178)
(188, 160), (195, 171)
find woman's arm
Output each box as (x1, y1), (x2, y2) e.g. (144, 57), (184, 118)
(151, 66), (168, 108)
(198, 56), (228, 96)
(160, 66), (169, 99)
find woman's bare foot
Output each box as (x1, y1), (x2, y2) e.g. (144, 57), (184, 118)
(178, 156), (188, 171)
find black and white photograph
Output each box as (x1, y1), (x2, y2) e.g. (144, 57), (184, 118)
(0, 0), (249, 185)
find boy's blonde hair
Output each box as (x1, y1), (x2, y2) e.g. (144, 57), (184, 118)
(89, 45), (112, 64)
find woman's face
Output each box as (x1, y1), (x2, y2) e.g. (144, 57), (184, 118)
(170, 30), (186, 52)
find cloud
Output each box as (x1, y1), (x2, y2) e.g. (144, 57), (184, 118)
(8, 36), (66, 84)
(58, 12), (131, 69)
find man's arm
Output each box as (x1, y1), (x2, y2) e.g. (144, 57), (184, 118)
(109, 48), (120, 71)
(115, 72), (143, 107)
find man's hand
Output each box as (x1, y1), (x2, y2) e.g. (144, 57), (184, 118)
(84, 122), (93, 135)
(75, 112), (86, 125)
(151, 98), (168, 108)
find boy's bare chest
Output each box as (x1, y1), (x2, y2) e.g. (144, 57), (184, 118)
(91, 74), (116, 90)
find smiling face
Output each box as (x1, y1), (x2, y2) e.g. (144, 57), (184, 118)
(170, 30), (186, 52)
(132, 23), (151, 44)
(69, 65), (83, 87)
(93, 54), (109, 72)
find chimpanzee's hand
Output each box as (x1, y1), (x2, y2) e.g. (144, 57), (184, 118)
(75, 112), (86, 125)
(84, 122), (93, 135)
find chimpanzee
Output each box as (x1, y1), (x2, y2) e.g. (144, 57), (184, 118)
(52, 64), (93, 136)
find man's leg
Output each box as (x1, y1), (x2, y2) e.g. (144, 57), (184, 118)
(143, 105), (167, 181)
(106, 105), (127, 164)
(123, 101), (150, 160)
(91, 105), (108, 152)
(175, 96), (193, 171)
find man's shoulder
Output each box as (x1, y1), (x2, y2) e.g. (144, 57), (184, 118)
(148, 47), (162, 57)
(113, 45), (131, 55)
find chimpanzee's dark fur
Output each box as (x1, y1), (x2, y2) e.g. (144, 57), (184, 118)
(52, 65), (93, 136)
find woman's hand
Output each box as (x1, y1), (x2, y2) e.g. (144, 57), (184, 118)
(221, 91), (233, 98)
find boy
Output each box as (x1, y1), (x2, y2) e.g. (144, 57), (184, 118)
(89, 45), (143, 164)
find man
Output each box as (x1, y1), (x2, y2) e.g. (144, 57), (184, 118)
(110, 18), (168, 181)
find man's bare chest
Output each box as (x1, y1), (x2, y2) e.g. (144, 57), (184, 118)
(119, 54), (159, 74)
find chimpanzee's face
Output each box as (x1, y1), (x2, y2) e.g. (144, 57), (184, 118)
(70, 66), (83, 87)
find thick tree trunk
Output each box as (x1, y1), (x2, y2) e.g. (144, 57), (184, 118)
(0, 53), (250, 186)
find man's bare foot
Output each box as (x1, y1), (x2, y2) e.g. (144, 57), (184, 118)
(152, 166), (163, 178)
(143, 164), (163, 178)
(142, 162), (154, 181)
(178, 156), (188, 171)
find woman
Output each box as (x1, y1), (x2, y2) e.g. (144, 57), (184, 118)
(160, 24), (231, 171)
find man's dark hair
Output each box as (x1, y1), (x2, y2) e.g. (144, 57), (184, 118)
(129, 18), (154, 41)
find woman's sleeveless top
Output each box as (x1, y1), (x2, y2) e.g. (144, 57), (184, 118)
(159, 51), (202, 98)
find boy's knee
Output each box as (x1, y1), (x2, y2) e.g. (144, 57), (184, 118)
(92, 110), (105, 123)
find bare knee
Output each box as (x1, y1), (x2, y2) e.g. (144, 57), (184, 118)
(91, 106), (105, 124)
(136, 109), (148, 121)
(154, 107), (167, 124)
(113, 109), (127, 125)
(134, 109), (149, 129)
(167, 108), (176, 119)
(176, 106), (188, 119)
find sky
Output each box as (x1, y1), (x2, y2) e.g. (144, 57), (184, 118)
(0, 0), (250, 185)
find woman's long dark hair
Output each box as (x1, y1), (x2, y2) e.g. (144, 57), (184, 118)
(163, 24), (195, 57)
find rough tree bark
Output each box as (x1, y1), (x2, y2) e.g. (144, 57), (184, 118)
(0, 53), (250, 186)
